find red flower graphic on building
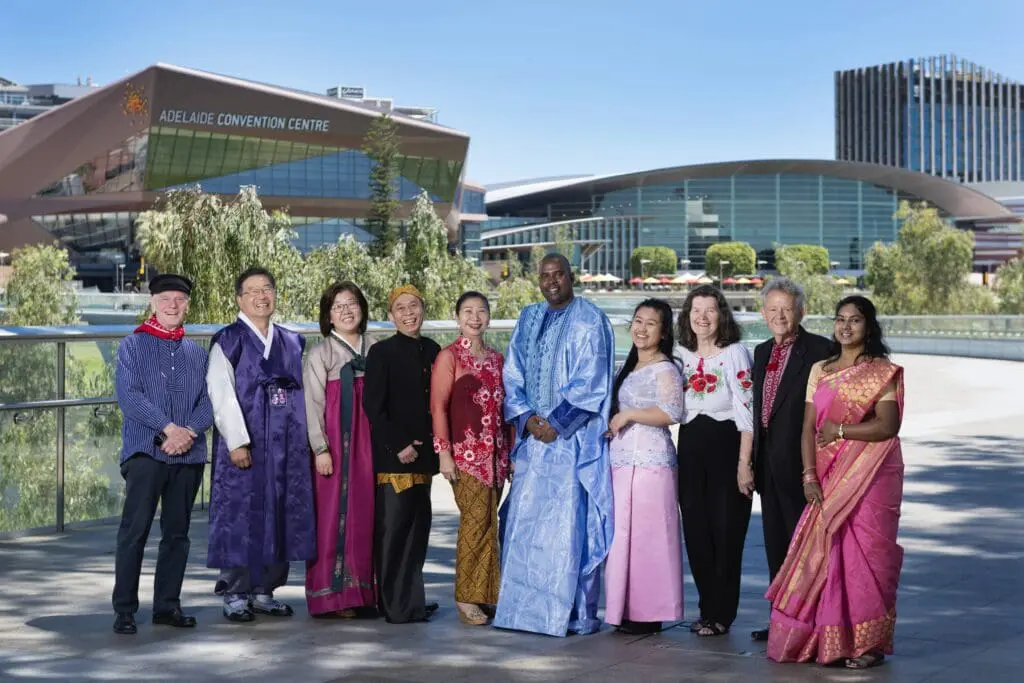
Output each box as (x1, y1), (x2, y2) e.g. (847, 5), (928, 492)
(121, 83), (149, 126)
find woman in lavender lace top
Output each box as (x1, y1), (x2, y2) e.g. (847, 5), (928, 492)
(604, 299), (685, 635)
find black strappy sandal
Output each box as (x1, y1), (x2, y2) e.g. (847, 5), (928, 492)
(845, 652), (885, 669)
(689, 618), (709, 633)
(697, 621), (729, 637)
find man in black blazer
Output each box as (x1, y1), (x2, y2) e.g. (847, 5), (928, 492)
(746, 278), (831, 642)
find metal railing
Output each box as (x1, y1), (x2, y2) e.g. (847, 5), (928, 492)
(0, 314), (1020, 538)
(0, 319), (629, 538)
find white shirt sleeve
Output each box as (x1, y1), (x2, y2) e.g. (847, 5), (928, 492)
(207, 342), (251, 451)
(726, 343), (755, 434)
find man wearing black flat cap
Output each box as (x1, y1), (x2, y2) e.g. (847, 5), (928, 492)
(111, 273), (214, 634)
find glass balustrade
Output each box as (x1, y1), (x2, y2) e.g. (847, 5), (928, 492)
(0, 315), (1018, 536)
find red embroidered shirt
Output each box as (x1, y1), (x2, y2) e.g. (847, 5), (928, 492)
(430, 336), (512, 486)
(760, 337), (795, 428)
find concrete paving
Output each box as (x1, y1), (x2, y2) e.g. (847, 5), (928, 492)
(1, 353), (1023, 682)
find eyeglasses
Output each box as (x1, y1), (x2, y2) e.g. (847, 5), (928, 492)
(331, 302), (360, 312)
(242, 286), (275, 298)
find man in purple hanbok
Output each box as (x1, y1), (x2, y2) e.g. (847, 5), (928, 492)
(206, 267), (315, 622)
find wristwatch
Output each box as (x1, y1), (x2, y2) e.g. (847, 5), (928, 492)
(838, 423), (845, 440)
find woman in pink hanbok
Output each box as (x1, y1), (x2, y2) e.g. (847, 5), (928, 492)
(766, 295), (904, 670)
(604, 299), (685, 635)
(303, 282), (377, 618)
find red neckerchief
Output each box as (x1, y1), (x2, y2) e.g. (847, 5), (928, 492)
(135, 314), (185, 341)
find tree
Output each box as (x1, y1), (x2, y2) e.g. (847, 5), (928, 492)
(630, 246), (677, 277)
(363, 114), (401, 258)
(552, 226), (576, 271)
(404, 191), (490, 319)
(136, 186), (306, 323)
(776, 244), (831, 277)
(705, 241), (756, 279)
(0, 243), (118, 532)
(770, 262), (845, 316)
(994, 258), (1024, 314)
(493, 276), (542, 319)
(297, 236), (408, 322)
(865, 201), (996, 314)
(3, 243), (79, 325)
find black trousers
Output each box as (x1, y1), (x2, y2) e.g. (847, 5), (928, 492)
(112, 454), (204, 614)
(760, 459), (807, 584)
(677, 415), (752, 629)
(374, 482), (432, 624)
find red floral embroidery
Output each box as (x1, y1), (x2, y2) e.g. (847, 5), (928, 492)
(687, 357), (721, 396)
(444, 336), (511, 484)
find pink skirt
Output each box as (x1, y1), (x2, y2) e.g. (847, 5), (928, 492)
(604, 465), (684, 624)
(305, 378), (376, 615)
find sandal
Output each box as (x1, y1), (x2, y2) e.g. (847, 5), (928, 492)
(697, 622), (729, 637)
(689, 618), (709, 633)
(456, 604), (488, 626)
(845, 652), (885, 669)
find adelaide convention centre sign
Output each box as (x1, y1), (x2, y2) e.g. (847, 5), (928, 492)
(157, 108), (330, 132)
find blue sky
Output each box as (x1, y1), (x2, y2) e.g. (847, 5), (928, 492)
(3, 0), (1022, 184)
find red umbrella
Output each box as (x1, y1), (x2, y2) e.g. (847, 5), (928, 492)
(722, 277), (738, 285)
(629, 277), (643, 285)
(750, 277), (764, 284)
(659, 277), (672, 284)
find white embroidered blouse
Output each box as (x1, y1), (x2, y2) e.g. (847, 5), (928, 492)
(674, 342), (755, 434)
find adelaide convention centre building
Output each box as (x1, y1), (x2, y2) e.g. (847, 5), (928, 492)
(0, 63), (482, 287)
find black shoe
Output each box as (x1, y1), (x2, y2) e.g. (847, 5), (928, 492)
(751, 627), (770, 642)
(618, 619), (663, 635)
(153, 608), (197, 628)
(113, 612), (137, 635)
(425, 602), (439, 615)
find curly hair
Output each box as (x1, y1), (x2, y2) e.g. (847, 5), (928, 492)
(676, 284), (743, 351)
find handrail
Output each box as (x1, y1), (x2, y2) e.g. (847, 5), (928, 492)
(0, 313), (1020, 538)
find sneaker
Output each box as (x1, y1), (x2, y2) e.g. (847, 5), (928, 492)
(223, 595), (254, 623)
(250, 594), (294, 617)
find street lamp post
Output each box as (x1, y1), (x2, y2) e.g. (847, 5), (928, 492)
(640, 258), (651, 280)
(118, 263), (125, 292)
(719, 259), (730, 285)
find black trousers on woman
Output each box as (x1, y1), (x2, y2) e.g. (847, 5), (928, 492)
(677, 415), (752, 629)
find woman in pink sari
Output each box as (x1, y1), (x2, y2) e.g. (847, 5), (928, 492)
(303, 282), (377, 617)
(766, 295), (904, 670)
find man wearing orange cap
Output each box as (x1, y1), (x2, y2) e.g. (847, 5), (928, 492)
(363, 285), (442, 623)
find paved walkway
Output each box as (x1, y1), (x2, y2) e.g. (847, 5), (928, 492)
(1, 354), (1023, 682)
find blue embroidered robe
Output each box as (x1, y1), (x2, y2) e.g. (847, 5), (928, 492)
(494, 297), (616, 637)
(207, 321), (316, 578)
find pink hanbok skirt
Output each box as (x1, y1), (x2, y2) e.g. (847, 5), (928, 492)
(305, 378), (376, 615)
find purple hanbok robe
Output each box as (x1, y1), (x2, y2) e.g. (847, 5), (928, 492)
(207, 321), (316, 581)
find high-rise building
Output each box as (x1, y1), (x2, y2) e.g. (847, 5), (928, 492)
(0, 76), (99, 132)
(835, 56), (1024, 183)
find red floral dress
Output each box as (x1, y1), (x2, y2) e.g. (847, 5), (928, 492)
(430, 336), (512, 486)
